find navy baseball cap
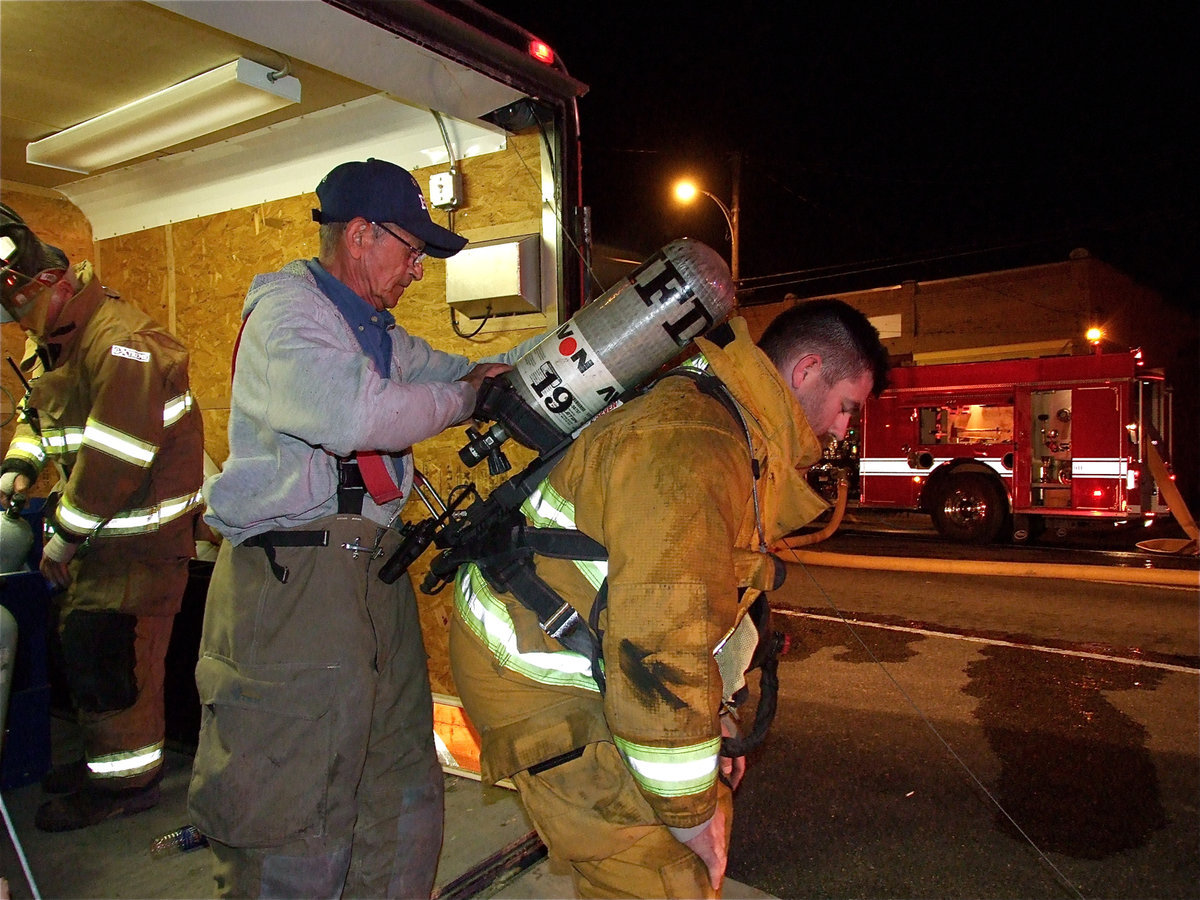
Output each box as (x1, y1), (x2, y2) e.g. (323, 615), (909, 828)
(311, 158), (467, 258)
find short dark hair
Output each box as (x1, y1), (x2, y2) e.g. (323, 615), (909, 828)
(757, 298), (889, 395)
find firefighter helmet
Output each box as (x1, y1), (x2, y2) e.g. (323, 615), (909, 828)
(1, 202), (68, 323)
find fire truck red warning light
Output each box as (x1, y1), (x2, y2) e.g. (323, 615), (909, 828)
(528, 39), (555, 64)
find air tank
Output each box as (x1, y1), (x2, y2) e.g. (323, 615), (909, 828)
(466, 238), (735, 462)
(1, 495), (33, 574)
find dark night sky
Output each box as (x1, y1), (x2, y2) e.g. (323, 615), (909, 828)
(485, 3), (1196, 311)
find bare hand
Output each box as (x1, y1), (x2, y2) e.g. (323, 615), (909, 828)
(40, 555), (72, 591)
(459, 362), (513, 393)
(39, 533), (77, 591)
(683, 802), (728, 891)
(719, 713), (747, 790)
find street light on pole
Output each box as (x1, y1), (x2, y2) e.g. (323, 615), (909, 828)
(673, 154), (741, 286)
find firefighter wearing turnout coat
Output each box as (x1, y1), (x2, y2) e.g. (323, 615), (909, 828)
(451, 302), (888, 897)
(1, 203), (204, 832)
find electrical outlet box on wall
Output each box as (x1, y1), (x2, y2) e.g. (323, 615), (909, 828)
(429, 170), (462, 210)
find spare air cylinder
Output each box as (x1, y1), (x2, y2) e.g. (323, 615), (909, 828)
(462, 238), (735, 465)
(1, 495), (33, 574)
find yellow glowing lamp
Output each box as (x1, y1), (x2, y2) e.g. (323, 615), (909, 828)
(674, 180), (699, 204)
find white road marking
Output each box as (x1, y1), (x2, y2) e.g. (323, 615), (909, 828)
(778, 609), (1200, 675)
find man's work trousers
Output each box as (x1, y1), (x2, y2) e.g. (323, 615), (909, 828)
(58, 555), (189, 791)
(188, 515), (444, 899)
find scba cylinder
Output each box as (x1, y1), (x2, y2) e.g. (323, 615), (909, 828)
(498, 238), (735, 448)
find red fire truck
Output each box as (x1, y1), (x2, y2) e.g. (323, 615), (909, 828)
(856, 349), (1175, 542)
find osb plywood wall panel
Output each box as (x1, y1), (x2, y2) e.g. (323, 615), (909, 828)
(95, 229), (171, 326)
(448, 131), (545, 233)
(0, 186), (94, 497)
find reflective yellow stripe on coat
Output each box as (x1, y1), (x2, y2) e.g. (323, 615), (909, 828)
(5, 433), (46, 466)
(17, 391), (194, 465)
(56, 489), (204, 538)
(456, 563), (600, 693)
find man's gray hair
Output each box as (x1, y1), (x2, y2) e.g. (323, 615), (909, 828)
(318, 222), (348, 264)
(319, 221), (389, 265)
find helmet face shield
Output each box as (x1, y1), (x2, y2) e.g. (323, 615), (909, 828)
(1, 204), (69, 324)
(1, 234), (18, 322)
(2, 264), (66, 323)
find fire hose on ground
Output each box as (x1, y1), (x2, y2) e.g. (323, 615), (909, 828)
(773, 471), (1195, 588)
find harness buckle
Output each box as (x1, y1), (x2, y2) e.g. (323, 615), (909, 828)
(543, 602), (582, 640)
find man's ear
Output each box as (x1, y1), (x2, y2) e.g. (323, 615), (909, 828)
(790, 353), (822, 391)
(346, 218), (371, 256)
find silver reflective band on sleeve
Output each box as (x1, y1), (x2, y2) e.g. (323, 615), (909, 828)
(38, 427), (84, 454)
(32, 393), (190, 464)
(613, 735), (720, 798)
(455, 563), (600, 693)
(56, 488), (204, 538)
(87, 741), (164, 779)
(82, 418), (158, 467)
(5, 434), (46, 464)
(163, 391), (194, 427)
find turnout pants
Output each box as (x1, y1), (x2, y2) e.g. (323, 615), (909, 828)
(513, 741), (732, 899)
(188, 515), (443, 899)
(450, 615), (730, 899)
(58, 555), (189, 791)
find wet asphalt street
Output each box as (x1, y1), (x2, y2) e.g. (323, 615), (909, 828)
(724, 534), (1198, 899)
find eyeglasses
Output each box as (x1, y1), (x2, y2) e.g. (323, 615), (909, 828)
(371, 222), (426, 267)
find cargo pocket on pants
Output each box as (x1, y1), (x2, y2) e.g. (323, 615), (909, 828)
(189, 654), (339, 848)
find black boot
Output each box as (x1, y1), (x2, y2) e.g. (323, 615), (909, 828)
(35, 781), (161, 832)
(41, 758), (90, 794)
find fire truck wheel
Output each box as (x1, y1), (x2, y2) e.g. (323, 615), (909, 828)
(931, 472), (1007, 543)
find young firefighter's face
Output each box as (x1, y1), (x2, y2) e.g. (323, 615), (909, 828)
(793, 359), (873, 442)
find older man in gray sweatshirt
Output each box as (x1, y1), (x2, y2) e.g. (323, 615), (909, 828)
(188, 159), (521, 898)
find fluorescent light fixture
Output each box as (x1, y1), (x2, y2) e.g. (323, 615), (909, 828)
(26, 57), (301, 174)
